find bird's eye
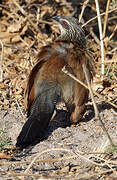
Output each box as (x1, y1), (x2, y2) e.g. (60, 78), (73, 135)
(61, 20), (69, 30)
(62, 20), (67, 25)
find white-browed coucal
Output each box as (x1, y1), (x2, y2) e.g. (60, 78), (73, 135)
(16, 16), (94, 149)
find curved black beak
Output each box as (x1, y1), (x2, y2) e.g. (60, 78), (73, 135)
(52, 16), (60, 22)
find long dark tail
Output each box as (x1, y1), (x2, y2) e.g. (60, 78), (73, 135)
(16, 81), (62, 149)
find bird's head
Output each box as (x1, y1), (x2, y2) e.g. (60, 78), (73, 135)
(52, 16), (86, 48)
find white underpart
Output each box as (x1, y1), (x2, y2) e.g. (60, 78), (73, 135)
(58, 23), (66, 35)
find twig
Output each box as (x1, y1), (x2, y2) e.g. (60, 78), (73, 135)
(7, 148), (115, 178)
(82, 63), (114, 147)
(110, 47), (117, 53)
(75, 150), (106, 167)
(103, 0), (111, 39)
(107, 98), (117, 109)
(62, 66), (117, 108)
(79, 0), (89, 23)
(36, 7), (40, 25)
(63, 66), (117, 110)
(82, 7), (117, 27)
(0, 155), (76, 166)
(90, 153), (116, 174)
(62, 64), (114, 147)
(96, 59), (117, 64)
(111, 109), (117, 116)
(0, 151), (109, 166)
(24, 146), (113, 175)
(24, 148), (73, 174)
(0, 39), (4, 82)
(62, 66), (100, 100)
(11, 0), (39, 33)
(89, 27), (100, 45)
(96, 169), (116, 176)
(95, 0), (105, 80)
(19, 36), (30, 47)
(108, 24), (117, 42)
(7, 172), (59, 179)
(62, 66), (88, 89)
(82, 63), (98, 118)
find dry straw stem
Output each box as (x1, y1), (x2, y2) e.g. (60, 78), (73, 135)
(89, 27), (100, 44)
(8, 172), (59, 179)
(62, 65), (114, 147)
(109, 47), (117, 53)
(82, 64), (98, 118)
(82, 63), (114, 147)
(95, 0), (105, 80)
(103, 0), (111, 39)
(107, 97), (117, 109)
(79, 0), (89, 23)
(7, 170), (116, 179)
(62, 66), (88, 89)
(82, 7), (117, 27)
(24, 148), (73, 174)
(0, 152), (108, 166)
(23, 147), (112, 175)
(91, 169), (116, 178)
(107, 24), (117, 42)
(4, 147), (116, 179)
(90, 153), (116, 174)
(6, 148), (114, 178)
(62, 65), (116, 109)
(0, 39), (4, 82)
(96, 59), (117, 64)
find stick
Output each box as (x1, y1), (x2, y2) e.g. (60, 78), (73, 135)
(79, 0), (89, 23)
(0, 39), (4, 82)
(62, 64), (114, 147)
(24, 148), (73, 174)
(82, 7), (117, 27)
(82, 63), (114, 147)
(103, 0), (111, 39)
(95, 0), (105, 80)
(62, 66), (88, 89)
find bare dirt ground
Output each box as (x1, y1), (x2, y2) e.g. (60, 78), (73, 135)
(0, 0), (117, 179)
(0, 100), (117, 179)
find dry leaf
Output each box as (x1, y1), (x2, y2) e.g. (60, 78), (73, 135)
(0, 152), (11, 159)
(11, 35), (21, 43)
(7, 23), (21, 33)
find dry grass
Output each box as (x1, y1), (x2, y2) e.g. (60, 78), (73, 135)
(0, 0), (117, 179)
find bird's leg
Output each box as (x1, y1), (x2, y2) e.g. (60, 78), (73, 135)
(70, 104), (86, 124)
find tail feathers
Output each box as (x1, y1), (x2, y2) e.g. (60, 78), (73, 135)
(16, 81), (62, 149)
(16, 113), (52, 149)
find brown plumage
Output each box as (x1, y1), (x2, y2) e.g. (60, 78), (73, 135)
(16, 16), (94, 149)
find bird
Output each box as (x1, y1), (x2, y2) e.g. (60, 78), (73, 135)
(16, 16), (94, 149)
